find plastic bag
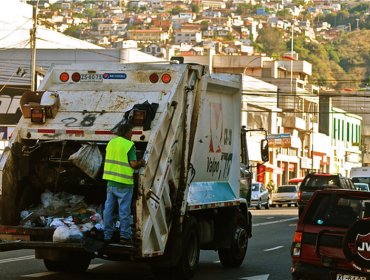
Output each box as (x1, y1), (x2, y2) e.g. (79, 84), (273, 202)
(53, 225), (70, 242)
(69, 144), (102, 178)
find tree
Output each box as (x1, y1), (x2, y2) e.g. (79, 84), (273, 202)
(256, 27), (287, 57)
(170, 6), (184, 15)
(191, 4), (199, 14)
(63, 25), (83, 38)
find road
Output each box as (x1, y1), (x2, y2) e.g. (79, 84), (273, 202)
(0, 207), (298, 280)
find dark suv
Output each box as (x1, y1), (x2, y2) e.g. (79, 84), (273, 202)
(291, 189), (370, 280)
(298, 173), (355, 216)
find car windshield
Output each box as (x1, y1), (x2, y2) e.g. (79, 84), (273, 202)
(252, 184), (259, 191)
(354, 183), (369, 191)
(302, 175), (340, 189)
(277, 186), (297, 193)
(303, 193), (370, 228)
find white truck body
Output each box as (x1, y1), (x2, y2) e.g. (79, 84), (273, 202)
(0, 62), (250, 279)
(350, 167), (370, 186)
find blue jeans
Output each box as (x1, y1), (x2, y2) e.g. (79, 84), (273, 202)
(104, 185), (133, 240)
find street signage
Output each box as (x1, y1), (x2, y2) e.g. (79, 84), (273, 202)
(267, 133), (291, 148)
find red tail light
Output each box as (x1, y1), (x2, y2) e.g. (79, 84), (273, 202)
(161, 73), (171, 83)
(60, 72), (69, 82)
(149, 73), (159, 83)
(292, 231), (302, 257)
(297, 191), (302, 203)
(71, 72), (81, 82)
(293, 231), (302, 243)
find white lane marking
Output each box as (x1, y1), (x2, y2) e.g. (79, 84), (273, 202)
(88, 263), (103, 269)
(264, 246), (284, 252)
(22, 272), (57, 277)
(266, 217), (274, 220)
(253, 217), (298, 227)
(0, 255), (34, 264)
(240, 274), (269, 280)
(21, 263), (104, 277)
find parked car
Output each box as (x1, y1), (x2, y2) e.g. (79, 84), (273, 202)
(298, 173), (355, 216)
(291, 189), (370, 280)
(240, 167), (252, 205)
(354, 182), (370, 192)
(270, 185), (298, 207)
(288, 177), (304, 188)
(250, 182), (269, 209)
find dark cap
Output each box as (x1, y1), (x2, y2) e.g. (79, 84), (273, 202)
(116, 122), (133, 137)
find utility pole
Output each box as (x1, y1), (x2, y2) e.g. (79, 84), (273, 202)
(30, 0), (39, 92)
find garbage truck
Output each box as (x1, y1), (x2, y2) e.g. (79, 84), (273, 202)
(0, 62), (268, 279)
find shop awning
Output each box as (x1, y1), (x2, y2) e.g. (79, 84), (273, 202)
(263, 162), (283, 174)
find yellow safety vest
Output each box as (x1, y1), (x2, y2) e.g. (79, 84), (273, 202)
(103, 137), (134, 185)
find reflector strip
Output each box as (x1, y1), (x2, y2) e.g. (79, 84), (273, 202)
(37, 129), (56, 134)
(66, 130), (84, 135)
(95, 130), (113, 135)
(27, 129), (142, 136)
(187, 200), (240, 211)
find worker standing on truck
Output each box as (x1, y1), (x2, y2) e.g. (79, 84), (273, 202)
(102, 122), (145, 245)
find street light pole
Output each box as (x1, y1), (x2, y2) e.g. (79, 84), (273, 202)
(30, 0), (39, 92)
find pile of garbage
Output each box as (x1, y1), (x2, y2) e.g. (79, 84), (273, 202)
(20, 190), (105, 243)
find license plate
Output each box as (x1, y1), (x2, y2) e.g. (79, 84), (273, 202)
(336, 273), (367, 280)
(80, 73), (103, 82)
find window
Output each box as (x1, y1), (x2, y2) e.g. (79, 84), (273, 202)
(347, 122), (350, 142)
(342, 120), (344, 140)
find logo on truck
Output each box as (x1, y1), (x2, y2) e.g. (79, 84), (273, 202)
(209, 103), (222, 153)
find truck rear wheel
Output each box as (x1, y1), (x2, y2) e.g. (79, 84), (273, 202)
(175, 217), (200, 279)
(151, 217), (199, 280)
(43, 258), (91, 273)
(218, 212), (248, 267)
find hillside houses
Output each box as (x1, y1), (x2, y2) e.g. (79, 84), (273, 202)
(32, 0), (346, 51)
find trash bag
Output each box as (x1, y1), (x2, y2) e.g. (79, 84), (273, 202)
(53, 225), (70, 242)
(69, 144), (102, 179)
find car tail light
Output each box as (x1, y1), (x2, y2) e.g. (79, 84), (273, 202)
(297, 190), (302, 203)
(291, 231), (302, 257)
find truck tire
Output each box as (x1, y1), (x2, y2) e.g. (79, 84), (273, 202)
(43, 258), (91, 273)
(175, 217), (200, 280)
(218, 212), (248, 267)
(151, 217), (199, 280)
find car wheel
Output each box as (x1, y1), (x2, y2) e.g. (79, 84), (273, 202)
(256, 200), (262, 210)
(264, 201), (270, 209)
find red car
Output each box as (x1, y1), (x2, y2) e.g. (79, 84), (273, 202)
(291, 189), (370, 280)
